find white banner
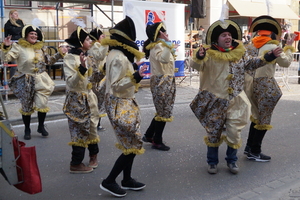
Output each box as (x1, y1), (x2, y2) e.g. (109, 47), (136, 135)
(123, 0), (186, 77)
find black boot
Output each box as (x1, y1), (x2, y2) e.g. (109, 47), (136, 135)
(247, 129), (271, 162)
(143, 117), (156, 143)
(244, 122), (256, 154)
(37, 112), (48, 136)
(152, 121), (169, 151)
(22, 115), (31, 140)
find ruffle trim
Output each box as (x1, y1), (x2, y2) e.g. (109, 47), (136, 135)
(206, 42), (246, 62)
(18, 38), (44, 50)
(115, 143), (145, 155)
(223, 136), (242, 149)
(192, 47), (209, 64)
(68, 137), (100, 148)
(261, 50), (276, 64)
(34, 107), (50, 113)
(283, 45), (296, 53)
(250, 115), (273, 130)
(154, 116), (174, 122)
(101, 38), (145, 61)
(19, 109), (34, 115)
(204, 135), (225, 147)
(99, 113), (107, 118)
(1, 43), (12, 53)
(145, 40), (176, 59)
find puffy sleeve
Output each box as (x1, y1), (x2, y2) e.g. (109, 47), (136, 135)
(153, 43), (171, 64)
(63, 54), (85, 90)
(2, 42), (20, 63)
(276, 45), (295, 68)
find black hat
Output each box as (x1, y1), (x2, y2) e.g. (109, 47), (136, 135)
(22, 25), (44, 41)
(146, 22), (166, 42)
(65, 26), (89, 48)
(109, 16), (136, 42)
(89, 27), (103, 41)
(249, 15), (281, 36)
(206, 19), (242, 45)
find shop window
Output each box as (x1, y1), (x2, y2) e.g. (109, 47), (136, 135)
(4, 0), (30, 6)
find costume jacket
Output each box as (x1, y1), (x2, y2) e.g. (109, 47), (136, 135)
(190, 41), (269, 149)
(88, 42), (109, 117)
(244, 41), (295, 130)
(147, 39), (176, 122)
(63, 50), (100, 147)
(2, 38), (63, 114)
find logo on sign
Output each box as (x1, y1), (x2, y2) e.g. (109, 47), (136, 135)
(145, 10), (166, 26)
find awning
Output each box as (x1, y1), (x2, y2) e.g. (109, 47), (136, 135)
(228, 0), (299, 20)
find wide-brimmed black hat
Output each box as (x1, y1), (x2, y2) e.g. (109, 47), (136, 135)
(249, 15), (281, 36)
(65, 26), (89, 48)
(109, 16), (136, 42)
(206, 19), (242, 45)
(146, 22), (166, 42)
(89, 27), (103, 41)
(22, 25), (44, 41)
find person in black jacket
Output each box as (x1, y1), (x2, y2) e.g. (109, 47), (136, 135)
(4, 10), (25, 79)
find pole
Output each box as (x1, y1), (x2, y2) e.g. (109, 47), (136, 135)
(1, 0), (4, 41)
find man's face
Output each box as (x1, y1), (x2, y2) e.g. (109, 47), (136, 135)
(217, 32), (232, 49)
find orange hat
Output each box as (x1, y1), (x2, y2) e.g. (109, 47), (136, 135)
(258, 30), (272, 36)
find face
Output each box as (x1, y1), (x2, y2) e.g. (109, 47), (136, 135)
(217, 32), (232, 49)
(98, 34), (105, 42)
(11, 11), (19, 20)
(26, 31), (38, 44)
(82, 36), (92, 51)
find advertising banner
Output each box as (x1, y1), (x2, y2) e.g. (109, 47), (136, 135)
(123, 0), (186, 78)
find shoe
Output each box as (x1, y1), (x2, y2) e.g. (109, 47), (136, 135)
(152, 142), (170, 151)
(207, 164), (218, 174)
(100, 180), (127, 197)
(247, 152), (271, 162)
(88, 155), (98, 168)
(121, 179), (146, 190)
(37, 125), (49, 136)
(97, 126), (106, 132)
(244, 145), (250, 155)
(24, 128), (31, 140)
(142, 135), (153, 143)
(70, 163), (93, 174)
(227, 163), (239, 174)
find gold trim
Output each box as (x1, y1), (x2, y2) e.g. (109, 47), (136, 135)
(109, 29), (133, 42)
(249, 19), (282, 36)
(154, 23), (163, 41)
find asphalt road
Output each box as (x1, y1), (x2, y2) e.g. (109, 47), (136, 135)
(1, 78), (300, 200)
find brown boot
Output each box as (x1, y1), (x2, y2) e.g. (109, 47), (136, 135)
(70, 163), (93, 174)
(88, 155), (98, 169)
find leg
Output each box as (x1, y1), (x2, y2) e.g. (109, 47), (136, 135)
(247, 129), (271, 162)
(207, 146), (218, 174)
(244, 122), (256, 154)
(97, 117), (106, 131)
(22, 115), (31, 140)
(152, 121), (170, 151)
(37, 112), (49, 136)
(143, 117), (156, 143)
(70, 146), (93, 173)
(88, 143), (99, 168)
(225, 146), (239, 174)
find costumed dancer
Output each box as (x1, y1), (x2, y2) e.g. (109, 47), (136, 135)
(244, 15), (295, 161)
(99, 16), (147, 197)
(63, 26), (100, 173)
(2, 25), (66, 140)
(189, 19), (282, 174)
(88, 27), (109, 131)
(142, 22), (177, 151)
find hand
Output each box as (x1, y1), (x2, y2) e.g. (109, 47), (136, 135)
(198, 45), (209, 57)
(286, 33), (297, 46)
(135, 60), (144, 66)
(271, 47), (283, 57)
(3, 35), (12, 46)
(138, 63), (148, 77)
(80, 52), (87, 68)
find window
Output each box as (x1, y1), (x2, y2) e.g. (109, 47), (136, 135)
(63, 3), (91, 9)
(4, 0), (30, 6)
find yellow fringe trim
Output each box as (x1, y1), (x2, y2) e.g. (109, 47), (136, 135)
(75, 65), (86, 80)
(226, 74), (234, 80)
(101, 38), (145, 61)
(99, 113), (107, 118)
(145, 40), (176, 59)
(206, 42), (246, 62)
(33, 67), (39, 73)
(87, 66), (93, 77)
(115, 143), (145, 155)
(250, 115), (259, 124)
(254, 124), (273, 131)
(266, 40), (280, 45)
(1, 43), (12, 53)
(223, 136), (242, 149)
(34, 107), (50, 113)
(262, 50), (276, 64)
(126, 70), (140, 92)
(68, 137), (100, 148)
(18, 38), (44, 50)
(227, 87), (234, 94)
(19, 109), (34, 115)
(283, 45), (296, 53)
(87, 83), (92, 90)
(154, 116), (174, 122)
(192, 47), (209, 64)
(204, 135), (224, 147)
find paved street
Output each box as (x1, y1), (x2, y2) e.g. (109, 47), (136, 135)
(1, 75), (300, 200)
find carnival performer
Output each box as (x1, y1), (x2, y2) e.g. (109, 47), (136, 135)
(189, 19), (282, 174)
(244, 15), (295, 162)
(142, 22), (177, 151)
(88, 27), (109, 131)
(99, 16), (147, 197)
(2, 25), (66, 140)
(63, 26), (100, 173)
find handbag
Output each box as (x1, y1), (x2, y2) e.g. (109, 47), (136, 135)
(13, 137), (42, 194)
